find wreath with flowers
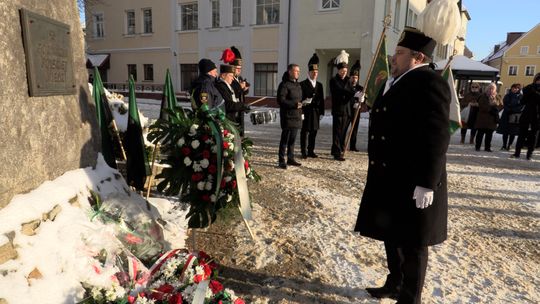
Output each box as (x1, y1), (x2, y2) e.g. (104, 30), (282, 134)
(148, 104), (260, 228)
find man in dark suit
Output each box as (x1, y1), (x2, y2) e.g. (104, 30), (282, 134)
(230, 46), (250, 136)
(355, 27), (451, 304)
(330, 54), (355, 161)
(347, 60), (365, 152)
(190, 58), (223, 109)
(215, 64), (248, 125)
(300, 54), (325, 158)
(277, 64), (303, 169)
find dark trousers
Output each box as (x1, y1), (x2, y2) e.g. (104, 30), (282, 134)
(475, 129), (494, 151)
(278, 128), (298, 163)
(384, 242), (428, 304)
(300, 129), (318, 156)
(502, 134), (515, 149)
(514, 126), (538, 158)
(349, 115), (360, 149)
(331, 115), (349, 156)
(461, 128), (477, 143)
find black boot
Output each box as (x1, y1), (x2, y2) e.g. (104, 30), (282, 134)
(366, 277), (401, 300)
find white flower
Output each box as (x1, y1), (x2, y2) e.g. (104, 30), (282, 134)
(200, 158), (209, 168)
(228, 142), (235, 151)
(197, 182), (205, 190)
(224, 176), (232, 182)
(205, 182), (213, 191)
(195, 265), (205, 275)
(189, 124), (199, 136)
(182, 284), (197, 302)
(191, 140), (200, 149)
(177, 137), (185, 146)
(225, 288), (237, 300)
(211, 145), (217, 153)
(91, 287), (103, 301)
(210, 194), (217, 202)
(193, 162), (202, 172)
(223, 151), (229, 157)
(184, 157), (192, 166)
(227, 132), (235, 139)
(227, 194), (233, 202)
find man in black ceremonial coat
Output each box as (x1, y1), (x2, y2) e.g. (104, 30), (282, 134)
(355, 27), (451, 304)
(329, 59), (355, 161)
(300, 53), (325, 158)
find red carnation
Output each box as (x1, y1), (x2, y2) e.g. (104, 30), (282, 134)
(150, 284), (174, 300)
(223, 129), (229, 136)
(234, 299), (245, 304)
(201, 134), (209, 142)
(192, 173), (204, 182)
(168, 294), (183, 304)
(202, 150), (211, 159)
(244, 160), (249, 170)
(199, 251), (210, 261)
(208, 164), (217, 174)
(201, 194), (210, 201)
(223, 141), (230, 149)
(231, 180), (237, 189)
(128, 295), (136, 304)
(181, 147), (191, 156)
(220, 179), (226, 188)
(209, 280), (224, 294)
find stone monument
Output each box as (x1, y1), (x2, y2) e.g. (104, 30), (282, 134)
(0, 0), (100, 208)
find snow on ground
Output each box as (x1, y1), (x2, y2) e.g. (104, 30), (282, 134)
(0, 155), (189, 304)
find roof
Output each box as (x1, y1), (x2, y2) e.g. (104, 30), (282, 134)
(482, 23), (540, 62)
(435, 55), (499, 80)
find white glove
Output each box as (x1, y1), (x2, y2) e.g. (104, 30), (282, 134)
(353, 102), (360, 109)
(354, 91), (365, 103)
(413, 186), (434, 209)
(302, 98), (312, 105)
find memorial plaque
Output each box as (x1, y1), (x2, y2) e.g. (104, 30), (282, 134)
(20, 9), (75, 96)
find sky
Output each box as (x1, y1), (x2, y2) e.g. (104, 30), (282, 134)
(464, 0), (540, 60)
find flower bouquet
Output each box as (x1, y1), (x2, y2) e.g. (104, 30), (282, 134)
(148, 104), (260, 228)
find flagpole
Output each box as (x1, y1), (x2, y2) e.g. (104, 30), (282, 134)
(111, 120), (127, 161)
(344, 15), (391, 157)
(247, 96), (267, 106)
(145, 142), (159, 200)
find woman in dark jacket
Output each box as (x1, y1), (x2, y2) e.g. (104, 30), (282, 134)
(474, 83), (502, 152)
(460, 83), (482, 144)
(513, 73), (540, 160)
(496, 83), (523, 150)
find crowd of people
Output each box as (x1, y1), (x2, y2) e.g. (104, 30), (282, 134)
(460, 73), (540, 160)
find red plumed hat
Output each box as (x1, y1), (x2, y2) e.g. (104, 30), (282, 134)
(220, 48), (236, 64)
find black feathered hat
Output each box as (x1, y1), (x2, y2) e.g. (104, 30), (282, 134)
(350, 60), (361, 76)
(230, 46), (242, 66)
(308, 53), (319, 71)
(397, 27), (437, 58)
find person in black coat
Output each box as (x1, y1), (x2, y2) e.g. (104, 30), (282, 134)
(214, 64), (249, 127)
(190, 58), (223, 110)
(513, 73), (540, 160)
(230, 46), (250, 136)
(347, 60), (365, 152)
(355, 27), (451, 304)
(330, 57), (355, 161)
(277, 64), (303, 169)
(496, 83), (522, 150)
(300, 54), (325, 158)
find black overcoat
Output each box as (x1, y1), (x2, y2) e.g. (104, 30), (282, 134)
(329, 75), (354, 116)
(277, 72), (303, 130)
(215, 80), (244, 123)
(354, 65), (451, 247)
(519, 84), (540, 130)
(190, 74), (223, 109)
(300, 79), (325, 131)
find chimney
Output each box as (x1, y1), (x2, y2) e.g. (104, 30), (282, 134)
(506, 32), (524, 45)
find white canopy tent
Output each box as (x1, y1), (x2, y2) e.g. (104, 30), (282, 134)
(434, 55), (499, 80)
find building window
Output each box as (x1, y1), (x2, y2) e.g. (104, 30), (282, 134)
(254, 63), (278, 96)
(125, 10), (135, 35)
(520, 46), (528, 55)
(143, 64), (154, 81)
(256, 0), (280, 25)
(406, 8), (417, 27)
(92, 13), (104, 38)
(143, 8), (153, 33)
(525, 65), (536, 76)
(180, 64), (198, 91)
(180, 3), (198, 31)
(394, 0), (401, 29)
(232, 0), (241, 26)
(128, 64), (137, 81)
(436, 44), (448, 59)
(321, 0), (340, 10)
(508, 65), (518, 76)
(211, 0), (220, 28)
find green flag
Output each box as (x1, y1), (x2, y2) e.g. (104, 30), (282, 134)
(365, 33), (389, 108)
(92, 67), (117, 168)
(442, 67), (462, 134)
(126, 75), (151, 190)
(159, 69), (178, 121)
